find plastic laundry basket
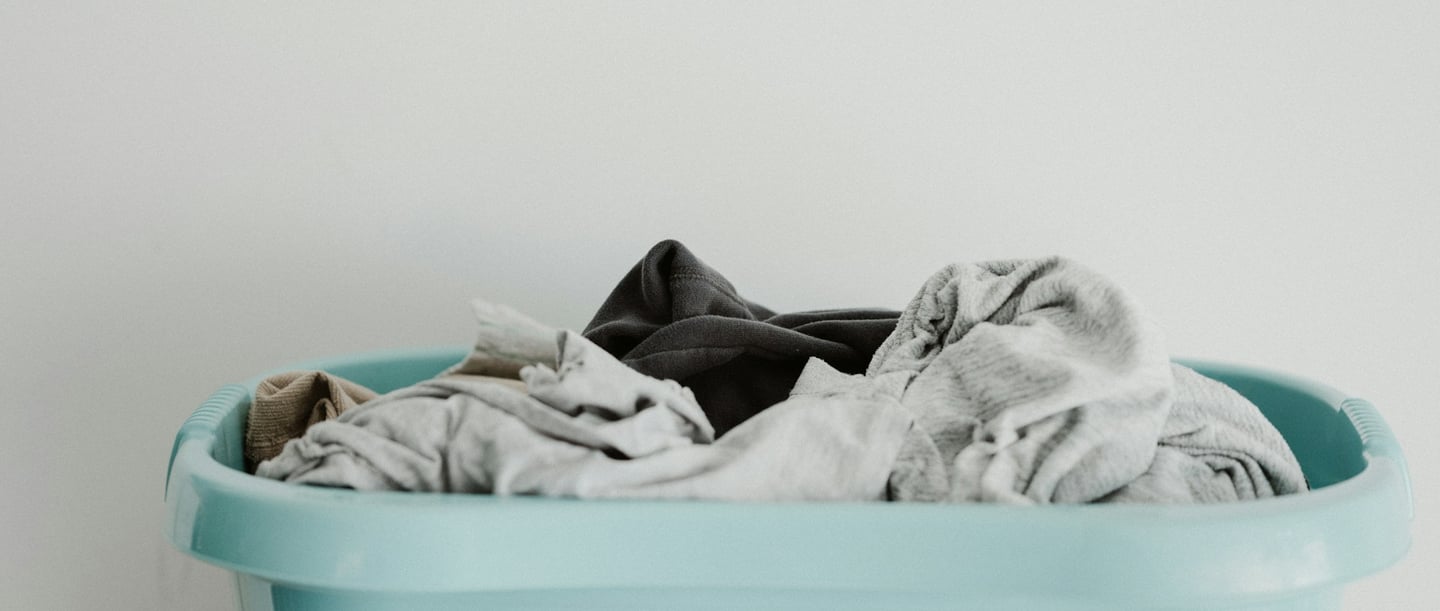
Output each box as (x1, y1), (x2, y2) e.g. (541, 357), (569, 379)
(164, 348), (1412, 611)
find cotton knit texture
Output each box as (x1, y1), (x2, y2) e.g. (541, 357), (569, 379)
(867, 257), (1306, 503)
(444, 298), (560, 379)
(257, 331), (912, 501)
(1103, 364), (1308, 502)
(244, 370), (378, 472)
(583, 239), (900, 435)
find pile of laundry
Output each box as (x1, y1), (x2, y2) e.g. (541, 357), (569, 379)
(251, 240), (1307, 504)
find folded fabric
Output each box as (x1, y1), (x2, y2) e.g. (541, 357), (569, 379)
(868, 257), (1176, 503)
(257, 331), (913, 501)
(1103, 364), (1308, 502)
(521, 331), (715, 458)
(866, 257), (1305, 503)
(439, 374), (527, 393)
(244, 370), (378, 471)
(583, 239), (900, 435)
(788, 358), (949, 501)
(443, 298), (560, 379)
(243, 300), (538, 473)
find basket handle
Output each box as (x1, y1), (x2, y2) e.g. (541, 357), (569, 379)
(165, 384), (249, 497)
(1341, 397), (1412, 514)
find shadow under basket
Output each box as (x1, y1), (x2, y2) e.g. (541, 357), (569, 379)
(164, 348), (1412, 611)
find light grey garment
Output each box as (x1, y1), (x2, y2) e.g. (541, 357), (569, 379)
(521, 330), (715, 457)
(442, 298), (560, 379)
(789, 358), (950, 501)
(1103, 364), (1308, 502)
(871, 257), (1176, 504)
(437, 374), (527, 393)
(258, 333), (913, 501)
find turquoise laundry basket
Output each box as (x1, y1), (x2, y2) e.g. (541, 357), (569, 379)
(164, 348), (1412, 611)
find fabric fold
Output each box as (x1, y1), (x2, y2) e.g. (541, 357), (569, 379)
(583, 239), (900, 435)
(443, 298), (560, 378)
(256, 256), (1306, 505)
(866, 257), (1306, 504)
(244, 370), (378, 471)
(870, 257), (1175, 504)
(1104, 364), (1308, 502)
(258, 331), (913, 501)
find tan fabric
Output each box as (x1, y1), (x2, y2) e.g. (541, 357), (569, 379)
(245, 371), (378, 471)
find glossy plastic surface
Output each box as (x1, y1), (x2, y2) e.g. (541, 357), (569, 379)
(164, 348), (1412, 611)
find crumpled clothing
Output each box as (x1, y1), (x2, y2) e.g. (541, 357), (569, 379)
(1103, 364), (1308, 502)
(870, 257), (1175, 503)
(244, 370), (378, 471)
(257, 331), (913, 501)
(521, 331), (715, 457)
(583, 239), (900, 436)
(865, 257), (1305, 503)
(443, 298), (560, 379)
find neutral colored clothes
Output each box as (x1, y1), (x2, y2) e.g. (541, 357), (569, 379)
(583, 239), (900, 435)
(520, 331), (715, 458)
(866, 257), (1306, 503)
(869, 257), (1175, 504)
(788, 358), (948, 501)
(255, 256), (1306, 505)
(257, 332), (913, 501)
(245, 298), (552, 474)
(439, 374), (528, 393)
(443, 298), (560, 379)
(1104, 364), (1308, 502)
(244, 371), (378, 471)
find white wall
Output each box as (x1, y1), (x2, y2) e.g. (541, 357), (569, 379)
(2, 2), (1435, 609)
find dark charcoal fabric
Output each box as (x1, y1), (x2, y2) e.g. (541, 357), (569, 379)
(583, 240), (900, 435)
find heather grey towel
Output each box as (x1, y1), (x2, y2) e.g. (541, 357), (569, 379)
(257, 332), (912, 501)
(871, 257), (1175, 504)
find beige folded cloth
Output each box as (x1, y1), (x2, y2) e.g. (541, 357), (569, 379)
(443, 299), (561, 378)
(245, 371), (379, 471)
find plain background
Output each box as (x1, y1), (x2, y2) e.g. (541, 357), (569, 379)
(2, 2), (1435, 609)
